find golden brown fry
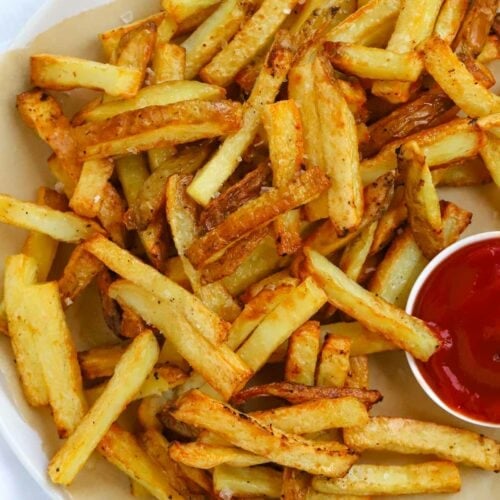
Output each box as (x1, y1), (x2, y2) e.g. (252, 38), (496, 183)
(422, 36), (500, 118)
(78, 343), (127, 380)
(282, 468), (310, 500)
(95, 269), (122, 337)
(312, 462), (461, 495)
(316, 335), (351, 388)
(48, 331), (159, 484)
(400, 141), (444, 259)
(96, 183), (127, 247)
(432, 157), (492, 187)
(305, 249), (440, 361)
(285, 321), (321, 386)
(339, 222), (377, 282)
(189, 32), (294, 205)
(31, 54), (142, 98)
(153, 43), (186, 83)
(98, 424), (183, 499)
(172, 390), (358, 477)
(345, 355), (369, 389)
(120, 307), (148, 339)
(477, 35), (500, 64)
(344, 417), (500, 471)
(187, 168), (329, 268)
(433, 0), (468, 44)
(200, 162), (270, 232)
(162, 0), (221, 32)
(232, 382), (383, 408)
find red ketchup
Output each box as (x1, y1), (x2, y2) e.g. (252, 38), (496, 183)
(413, 238), (500, 424)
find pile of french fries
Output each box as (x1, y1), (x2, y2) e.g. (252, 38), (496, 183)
(0, 0), (499, 497)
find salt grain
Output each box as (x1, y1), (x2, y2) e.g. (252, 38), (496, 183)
(64, 297), (74, 307)
(93, 195), (101, 204)
(120, 11), (134, 24)
(54, 182), (65, 194)
(283, 8), (292, 14)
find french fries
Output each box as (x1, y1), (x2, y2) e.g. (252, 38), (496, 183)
(344, 417), (500, 471)
(78, 343), (127, 380)
(316, 336), (351, 388)
(305, 249), (440, 361)
(31, 54), (143, 97)
(172, 390), (358, 477)
(312, 462), (461, 495)
(48, 331), (159, 484)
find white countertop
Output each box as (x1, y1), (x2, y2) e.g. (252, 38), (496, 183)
(1, 4), (51, 499)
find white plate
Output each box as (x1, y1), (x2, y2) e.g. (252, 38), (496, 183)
(0, 1), (499, 499)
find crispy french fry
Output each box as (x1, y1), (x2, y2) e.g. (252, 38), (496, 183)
(147, 145), (177, 172)
(236, 278), (327, 373)
(172, 390), (358, 477)
(78, 343), (127, 380)
(477, 35), (500, 64)
(98, 424), (183, 500)
(31, 54), (142, 98)
(85, 234), (230, 345)
(58, 244), (104, 306)
(312, 54), (363, 235)
(371, 0), (443, 103)
(325, 42), (422, 81)
(232, 382), (383, 407)
(162, 0), (221, 30)
(182, 0), (252, 80)
(48, 331), (159, 484)
(433, 0), (468, 43)
(75, 99), (242, 160)
(195, 282), (241, 322)
(21, 282), (87, 437)
(316, 335), (351, 388)
(75, 81), (225, 123)
(4, 255), (48, 406)
(69, 159), (113, 218)
(401, 141), (444, 259)
(95, 269), (122, 337)
(320, 322), (397, 355)
(262, 99), (303, 255)
(345, 355), (369, 389)
(189, 32), (294, 206)
(312, 462), (461, 495)
(432, 157), (492, 187)
(285, 321), (321, 386)
(153, 43), (186, 83)
(214, 465), (283, 498)
(423, 36), (500, 118)
(282, 468), (310, 500)
(339, 222), (377, 282)
(0, 194), (103, 243)
(108, 280), (251, 400)
(138, 395), (168, 431)
(344, 416), (500, 471)
(187, 168), (329, 268)
(305, 249), (440, 361)
(200, 0), (298, 86)
(242, 270), (298, 301)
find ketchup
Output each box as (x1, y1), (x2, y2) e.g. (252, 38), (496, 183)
(413, 238), (500, 424)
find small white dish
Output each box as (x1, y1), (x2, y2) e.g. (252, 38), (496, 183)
(406, 231), (500, 429)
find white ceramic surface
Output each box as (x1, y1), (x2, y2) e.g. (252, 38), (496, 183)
(406, 231), (500, 429)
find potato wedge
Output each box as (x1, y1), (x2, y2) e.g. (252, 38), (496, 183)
(48, 331), (159, 484)
(344, 417), (500, 471)
(305, 249), (440, 361)
(31, 54), (142, 98)
(312, 462), (461, 495)
(172, 390), (358, 477)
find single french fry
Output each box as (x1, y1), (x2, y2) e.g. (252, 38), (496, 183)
(344, 416), (500, 471)
(477, 117), (500, 186)
(172, 390), (358, 477)
(97, 183), (127, 247)
(305, 249), (440, 361)
(433, 0), (468, 43)
(182, 0), (251, 80)
(21, 282), (86, 437)
(58, 244), (104, 306)
(400, 141), (444, 259)
(189, 32), (294, 206)
(85, 234), (230, 345)
(316, 335), (351, 388)
(477, 34), (500, 64)
(242, 270), (298, 302)
(75, 100), (242, 160)
(0, 194), (103, 243)
(69, 159), (114, 218)
(187, 168), (329, 268)
(76, 80), (225, 123)
(78, 343), (127, 380)
(371, 0), (443, 103)
(432, 157), (492, 187)
(214, 465), (283, 498)
(320, 322), (397, 355)
(285, 321), (321, 386)
(153, 43), (186, 83)
(312, 462), (461, 496)
(345, 355), (369, 389)
(313, 55), (363, 235)
(236, 278), (327, 373)
(48, 331), (159, 484)
(108, 280), (251, 400)
(4, 255), (48, 406)
(325, 42), (422, 81)
(138, 395), (168, 431)
(98, 424), (183, 499)
(162, 0), (221, 28)
(31, 54), (142, 97)
(200, 0), (298, 86)
(262, 99), (303, 255)
(282, 468), (310, 500)
(423, 36), (500, 118)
